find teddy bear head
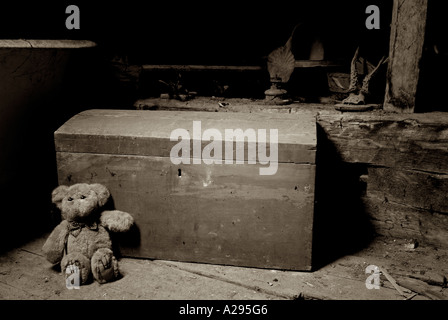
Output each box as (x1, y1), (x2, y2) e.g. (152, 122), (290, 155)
(52, 183), (110, 222)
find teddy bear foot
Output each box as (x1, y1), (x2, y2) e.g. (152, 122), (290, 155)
(91, 248), (119, 284)
(61, 253), (91, 285)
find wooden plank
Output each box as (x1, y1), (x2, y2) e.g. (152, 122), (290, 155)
(367, 167), (448, 214)
(142, 65), (264, 72)
(317, 112), (448, 173)
(4, 235), (429, 300)
(0, 39), (96, 49)
(394, 277), (446, 300)
(141, 61), (340, 72)
(383, 0), (429, 113)
(133, 97), (329, 115)
(294, 60), (341, 68)
(362, 195), (448, 248)
(55, 109), (316, 164)
(115, 259), (280, 300)
(0, 238), (277, 300)
(56, 152), (315, 271)
(158, 255), (414, 300)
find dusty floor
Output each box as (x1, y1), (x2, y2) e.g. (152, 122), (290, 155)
(0, 234), (447, 300)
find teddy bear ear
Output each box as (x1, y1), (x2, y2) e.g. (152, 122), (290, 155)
(52, 185), (69, 210)
(90, 183), (111, 207)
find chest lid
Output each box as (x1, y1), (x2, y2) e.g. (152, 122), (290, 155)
(55, 109), (316, 164)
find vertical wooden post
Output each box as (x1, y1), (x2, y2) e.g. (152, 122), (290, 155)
(383, 0), (428, 113)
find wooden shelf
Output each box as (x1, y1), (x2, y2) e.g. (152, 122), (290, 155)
(142, 64), (264, 72)
(142, 60), (341, 72)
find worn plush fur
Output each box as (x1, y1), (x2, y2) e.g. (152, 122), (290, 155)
(42, 183), (134, 285)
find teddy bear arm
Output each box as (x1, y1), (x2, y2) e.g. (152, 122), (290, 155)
(100, 210), (134, 233)
(42, 220), (69, 264)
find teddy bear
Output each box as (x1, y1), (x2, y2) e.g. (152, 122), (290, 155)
(42, 183), (134, 285)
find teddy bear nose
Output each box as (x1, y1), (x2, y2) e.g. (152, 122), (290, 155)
(81, 195), (86, 199)
(68, 197), (73, 201)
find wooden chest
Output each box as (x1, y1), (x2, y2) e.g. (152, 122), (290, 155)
(54, 109), (316, 270)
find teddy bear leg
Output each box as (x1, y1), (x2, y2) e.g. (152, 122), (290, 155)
(61, 252), (91, 285)
(91, 248), (119, 284)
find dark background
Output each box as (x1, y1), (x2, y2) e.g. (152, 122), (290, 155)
(0, 1), (392, 65)
(1, 1), (395, 105)
(2, 0), (445, 253)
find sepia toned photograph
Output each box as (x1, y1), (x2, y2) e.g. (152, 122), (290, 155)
(0, 0), (447, 312)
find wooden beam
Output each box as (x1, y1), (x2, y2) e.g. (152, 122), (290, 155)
(142, 65), (264, 72)
(367, 167), (448, 214)
(383, 0), (429, 113)
(141, 61), (341, 72)
(317, 111), (448, 174)
(363, 195), (448, 248)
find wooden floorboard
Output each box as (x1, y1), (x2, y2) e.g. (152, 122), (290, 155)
(1, 234), (446, 300)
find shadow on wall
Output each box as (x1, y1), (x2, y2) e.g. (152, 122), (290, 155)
(312, 123), (375, 269)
